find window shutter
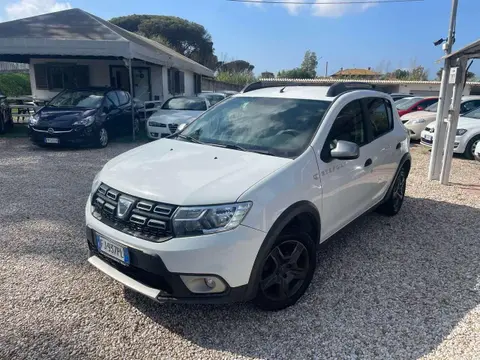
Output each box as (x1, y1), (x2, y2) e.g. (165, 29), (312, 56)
(34, 64), (48, 90)
(179, 71), (185, 94)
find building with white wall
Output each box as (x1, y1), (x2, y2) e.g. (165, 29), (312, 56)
(0, 8), (214, 102)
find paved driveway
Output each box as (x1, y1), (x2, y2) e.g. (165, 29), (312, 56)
(1, 138), (479, 359)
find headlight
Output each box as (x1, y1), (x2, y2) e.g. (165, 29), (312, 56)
(91, 172), (101, 195)
(410, 119), (426, 124)
(172, 202), (252, 237)
(29, 114), (39, 126)
(456, 129), (467, 136)
(148, 121), (164, 127)
(73, 115), (95, 126)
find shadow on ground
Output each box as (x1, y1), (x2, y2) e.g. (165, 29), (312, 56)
(126, 197), (480, 359)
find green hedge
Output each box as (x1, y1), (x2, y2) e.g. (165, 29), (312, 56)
(0, 73), (31, 97)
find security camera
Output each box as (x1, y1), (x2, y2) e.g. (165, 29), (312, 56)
(434, 38), (446, 46)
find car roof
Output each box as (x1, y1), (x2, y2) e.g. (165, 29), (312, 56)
(236, 86), (334, 101)
(461, 95), (480, 101)
(199, 92), (226, 96)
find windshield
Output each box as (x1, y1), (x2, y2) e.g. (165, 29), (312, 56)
(463, 107), (480, 119)
(199, 93), (225, 105)
(396, 97), (423, 110)
(425, 102), (438, 112)
(162, 97), (207, 111)
(49, 89), (104, 108)
(180, 96), (330, 158)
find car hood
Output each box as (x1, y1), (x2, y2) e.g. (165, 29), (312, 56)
(149, 109), (203, 125)
(401, 111), (437, 122)
(426, 116), (480, 131)
(99, 139), (291, 205)
(36, 107), (96, 128)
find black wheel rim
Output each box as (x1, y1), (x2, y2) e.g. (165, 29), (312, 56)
(392, 170), (406, 212)
(259, 240), (309, 301)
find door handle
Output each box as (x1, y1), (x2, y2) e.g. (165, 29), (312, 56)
(364, 158), (373, 167)
(396, 142), (401, 150)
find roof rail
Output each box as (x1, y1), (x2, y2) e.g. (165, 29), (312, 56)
(241, 80), (322, 93)
(326, 82), (376, 97)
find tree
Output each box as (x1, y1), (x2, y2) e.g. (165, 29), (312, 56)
(277, 68), (312, 79)
(0, 73), (31, 96)
(300, 50), (318, 78)
(261, 71), (275, 79)
(217, 60), (254, 73)
(436, 68), (475, 81)
(216, 71), (256, 86)
(110, 15), (218, 69)
(409, 66), (428, 81)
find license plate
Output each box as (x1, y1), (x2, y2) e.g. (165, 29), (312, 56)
(424, 134), (432, 141)
(45, 138), (59, 144)
(96, 233), (130, 265)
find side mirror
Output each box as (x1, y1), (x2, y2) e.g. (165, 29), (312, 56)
(330, 140), (360, 160)
(176, 123), (187, 133)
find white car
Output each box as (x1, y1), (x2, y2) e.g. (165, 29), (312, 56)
(420, 106), (480, 159)
(86, 82), (411, 311)
(402, 96), (480, 140)
(146, 97), (210, 139)
(198, 92), (227, 106)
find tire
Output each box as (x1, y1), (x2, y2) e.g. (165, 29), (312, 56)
(253, 232), (316, 311)
(463, 135), (480, 160)
(97, 127), (109, 148)
(377, 166), (407, 216)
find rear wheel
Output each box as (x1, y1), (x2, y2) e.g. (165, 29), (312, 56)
(253, 232), (316, 311)
(464, 135), (480, 160)
(377, 166), (407, 216)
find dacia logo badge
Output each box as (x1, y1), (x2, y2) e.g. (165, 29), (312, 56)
(117, 196), (134, 218)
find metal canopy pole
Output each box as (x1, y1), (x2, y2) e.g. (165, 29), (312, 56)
(440, 57), (467, 184)
(428, 0), (458, 181)
(128, 58), (135, 142)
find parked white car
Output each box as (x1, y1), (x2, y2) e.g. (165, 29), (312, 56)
(420, 106), (480, 159)
(198, 92), (227, 106)
(402, 96), (480, 140)
(86, 82), (411, 311)
(146, 97), (210, 139)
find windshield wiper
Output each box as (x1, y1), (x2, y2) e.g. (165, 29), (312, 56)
(176, 134), (204, 144)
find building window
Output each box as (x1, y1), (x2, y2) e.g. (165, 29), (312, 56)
(168, 68), (185, 95)
(34, 63), (90, 91)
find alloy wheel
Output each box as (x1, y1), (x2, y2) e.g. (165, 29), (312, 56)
(392, 170), (406, 212)
(471, 139), (479, 157)
(259, 240), (309, 302)
(99, 128), (108, 147)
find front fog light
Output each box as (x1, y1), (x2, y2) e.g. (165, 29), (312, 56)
(180, 275), (227, 294)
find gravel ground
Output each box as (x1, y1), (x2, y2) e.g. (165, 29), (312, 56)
(0, 138), (479, 360)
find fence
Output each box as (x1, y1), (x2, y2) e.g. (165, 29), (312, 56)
(201, 78), (242, 92)
(7, 97), (47, 123)
(0, 62), (29, 73)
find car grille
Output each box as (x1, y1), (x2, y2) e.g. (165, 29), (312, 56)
(91, 183), (177, 242)
(168, 124), (178, 134)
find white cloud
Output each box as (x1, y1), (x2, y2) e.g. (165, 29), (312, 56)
(4, 0), (72, 21)
(247, 0), (376, 17)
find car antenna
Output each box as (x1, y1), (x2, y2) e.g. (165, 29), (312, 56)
(280, 86), (287, 93)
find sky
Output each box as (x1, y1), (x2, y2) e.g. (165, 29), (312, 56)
(0, 0), (479, 79)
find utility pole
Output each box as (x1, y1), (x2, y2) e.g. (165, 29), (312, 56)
(325, 61), (328, 77)
(428, 0), (458, 181)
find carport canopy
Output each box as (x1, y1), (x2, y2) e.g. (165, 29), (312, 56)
(429, 38), (480, 184)
(0, 8), (214, 77)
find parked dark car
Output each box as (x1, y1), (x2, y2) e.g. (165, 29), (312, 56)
(28, 87), (139, 148)
(0, 91), (13, 134)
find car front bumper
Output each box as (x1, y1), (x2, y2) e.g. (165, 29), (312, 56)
(420, 131), (465, 153)
(29, 126), (97, 146)
(85, 201), (266, 304)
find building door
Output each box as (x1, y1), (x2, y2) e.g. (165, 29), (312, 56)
(110, 66), (151, 102)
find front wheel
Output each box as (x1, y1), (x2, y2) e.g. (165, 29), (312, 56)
(464, 135), (480, 160)
(97, 127), (109, 148)
(253, 232), (316, 311)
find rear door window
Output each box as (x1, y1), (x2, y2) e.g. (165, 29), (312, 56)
(364, 98), (392, 138)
